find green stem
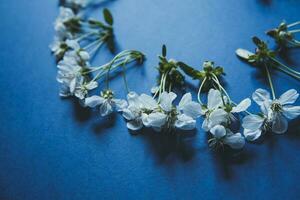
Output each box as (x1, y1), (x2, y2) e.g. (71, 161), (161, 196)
(287, 21), (300, 28)
(264, 63), (276, 100)
(197, 77), (206, 105)
(289, 29), (300, 34)
(273, 65), (300, 81)
(269, 57), (300, 76)
(121, 59), (129, 93)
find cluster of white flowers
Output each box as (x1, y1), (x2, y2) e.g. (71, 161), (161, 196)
(201, 89), (251, 149)
(242, 89), (300, 141)
(50, 4), (300, 154)
(121, 92), (202, 132)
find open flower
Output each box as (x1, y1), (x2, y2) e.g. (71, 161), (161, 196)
(74, 81), (98, 100)
(85, 90), (127, 116)
(209, 125), (245, 149)
(54, 7), (79, 39)
(243, 88), (300, 137)
(201, 89), (227, 131)
(50, 39), (82, 60)
(57, 55), (84, 97)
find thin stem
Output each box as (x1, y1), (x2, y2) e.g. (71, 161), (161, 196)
(197, 77), (207, 105)
(264, 63), (276, 100)
(121, 60), (129, 93)
(273, 65), (300, 81)
(287, 21), (300, 28)
(269, 57), (300, 76)
(212, 74), (231, 104)
(289, 29), (300, 34)
(75, 31), (97, 42)
(83, 38), (102, 50)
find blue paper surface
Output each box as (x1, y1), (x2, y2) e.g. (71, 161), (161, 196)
(1, 0), (300, 199)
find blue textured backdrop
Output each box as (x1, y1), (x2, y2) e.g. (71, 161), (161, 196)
(1, 0), (300, 199)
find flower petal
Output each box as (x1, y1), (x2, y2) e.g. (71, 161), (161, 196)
(224, 133), (245, 149)
(159, 92), (177, 112)
(210, 125), (226, 139)
(235, 48), (254, 60)
(207, 89), (222, 110)
(272, 113), (288, 134)
(99, 101), (113, 116)
(278, 89), (299, 105)
(175, 114), (196, 130)
(252, 88), (271, 106)
(282, 106), (300, 120)
(244, 129), (262, 141)
(142, 112), (167, 128)
(85, 96), (104, 107)
(242, 115), (264, 130)
(139, 94), (158, 110)
(114, 99), (128, 111)
(178, 93), (192, 109)
(209, 108), (227, 126)
(231, 98), (251, 113)
(181, 102), (203, 119)
(127, 120), (143, 131)
(122, 108), (135, 120)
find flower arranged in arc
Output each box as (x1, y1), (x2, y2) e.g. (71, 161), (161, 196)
(51, 2), (300, 152)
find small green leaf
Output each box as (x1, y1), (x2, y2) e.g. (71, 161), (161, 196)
(252, 36), (261, 46)
(162, 44), (167, 57)
(103, 8), (113, 25)
(177, 62), (201, 79)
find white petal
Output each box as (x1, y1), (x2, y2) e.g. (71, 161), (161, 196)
(244, 129), (262, 141)
(210, 125), (226, 139)
(224, 133), (245, 149)
(235, 48), (254, 60)
(99, 101), (113, 116)
(202, 118), (210, 132)
(66, 39), (80, 50)
(127, 92), (141, 106)
(114, 99), (128, 111)
(178, 93), (192, 109)
(278, 89), (299, 105)
(122, 108), (135, 120)
(231, 98), (251, 113)
(144, 112), (167, 128)
(175, 114), (196, 130)
(242, 115), (264, 130)
(283, 106), (300, 119)
(127, 120), (143, 131)
(79, 51), (90, 61)
(85, 96), (104, 107)
(272, 113), (288, 134)
(69, 78), (77, 93)
(139, 94), (158, 110)
(209, 109), (227, 125)
(252, 88), (271, 106)
(207, 89), (223, 110)
(159, 92), (177, 112)
(181, 102), (203, 119)
(85, 81), (98, 90)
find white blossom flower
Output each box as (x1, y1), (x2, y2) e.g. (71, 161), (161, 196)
(54, 7), (77, 39)
(253, 88), (300, 134)
(49, 38), (82, 60)
(209, 125), (245, 149)
(57, 55), (84, 97)
(85, 90), (127, 116)
(122, 92), (156, 130)
(201, 89), (227, 131)
(122, 92), (201, 132)
(74, 81), (98, 100)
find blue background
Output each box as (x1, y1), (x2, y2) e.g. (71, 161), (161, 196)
(1, 0), (300, 199)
